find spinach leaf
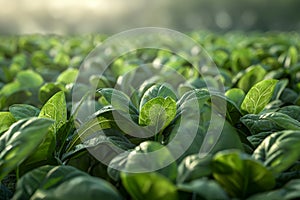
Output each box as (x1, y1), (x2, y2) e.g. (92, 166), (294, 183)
(124, 141), (177, 180)
(212, 150), (275, 198)
(237, 65), (266, 92)
(139, 84), (177, 109)
(247, 179), (300, 200)
(98, 88), (138, 115)
(178, 178), (229, 200)
(259, 112), (300, 131)
(241, 79), (278, 114)
(0, 118), (53, 181)
(241, 114), (281, 135)
(0, 112), (16, 135)
(12, 165), (122, 200)
(121, 141), (178, 200)
(225, 88), (245, 108)
(38, 82), (65, 104)
(177, 154), (212, 183)
(139, 96), (176, 133)
(56, 68), (79, 85)
(278, 105), (300, 121)
(242, 112), (300, 136)
(9, 104), (40, 120)
(24, 91), (67, 167)
(253, 130), (300, 174)
(121, 172), (178, 200)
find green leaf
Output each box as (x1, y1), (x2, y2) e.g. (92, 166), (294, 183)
(247, 179), (300, 200)
(237, 65), (267, 92)
(38, 82), (65, 104)
(177, 154), (212, 183)
(0, 82), (20, 96)
(271, 79), (288, 101)
(121, 172), (178, 200)
(98, 88), (138, 115)
(66, 107), (139, 153)
(9, 104), (40, 120)
(278, 105), (300, 121)
(200, 110), (244, 154)
(24, 91), (67, 166)
(225, 88), (245, 108)
(212, 150), (276, 198)
(0, 183), (13, 200)
(241, 79), (278, 114)
(63, 129), (135, 165)
(241, 114), (281, 135)
(56, 68), (79, 84)
(176, 89), (210, 112)
(259, 112), (300, 131)
(247, 132), (272, 148)
(140, 84), (177, 109)
(12, 165), (122, 200)
(280, 88), (299, 104)
(107, 152), (129, 182)
(253, 130), (300, 174)
(0, 112), (16, 135)
(241, 112), (300, 135)
(16, 70), (44, 89)
(125, 141), (177, 180)
(139, 97), (176, 133)
(178, 178), (229, 200)
(0, 118), (53, 181)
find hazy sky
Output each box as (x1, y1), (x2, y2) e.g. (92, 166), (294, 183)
(1, 0), (299, 34)
(0, 0), (176, 34)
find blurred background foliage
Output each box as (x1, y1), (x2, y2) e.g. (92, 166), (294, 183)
(0, 0), (300, 35)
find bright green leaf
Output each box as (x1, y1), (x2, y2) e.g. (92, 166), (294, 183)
(24, 91), (67, 166)
(237, 65), (266, 92)
(0, 112), (16, 135)
(140, 84), (177, 109)
(56, 68), (78, 84)
(121, 172), (178, 200)
(139, 96), (176, 134)
(241, 79), (278, 114)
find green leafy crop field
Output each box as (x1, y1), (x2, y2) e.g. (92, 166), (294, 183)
(1, 31), (300, 199)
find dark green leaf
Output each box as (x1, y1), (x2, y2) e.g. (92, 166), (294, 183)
(253, 130), (300, 174)
(178, 178), (229, 200)
(247, 179), (300, 200)
(212, 150), (275, 198)
(24, 91), (67, 166)
(12, 165), (122, 200)
(0, 118), (53, 181)
(241, 114), (281, 135)
(278, 105), (300, 121)
(177, 154), (212, 183)
(9, 104), (40, 120)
